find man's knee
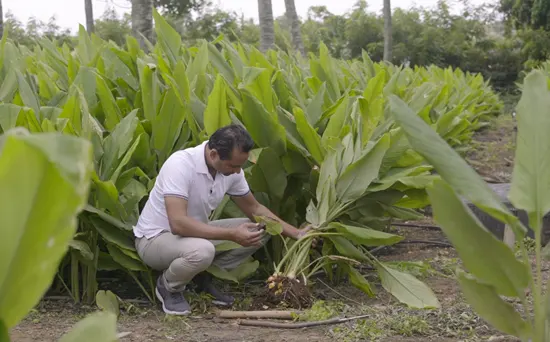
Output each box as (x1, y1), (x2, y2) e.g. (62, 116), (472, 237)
(187, 239), (216, 270)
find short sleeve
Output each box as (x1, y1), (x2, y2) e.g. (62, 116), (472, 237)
(227, 171), (250, 197)
(158, 153), (193, 200)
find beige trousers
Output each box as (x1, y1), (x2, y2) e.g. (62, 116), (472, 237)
(135, 218), (270, 292)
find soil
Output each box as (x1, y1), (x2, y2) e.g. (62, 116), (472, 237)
(9, 109), (526, 341)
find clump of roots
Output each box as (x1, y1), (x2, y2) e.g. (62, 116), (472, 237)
(264, 273), (313, 310)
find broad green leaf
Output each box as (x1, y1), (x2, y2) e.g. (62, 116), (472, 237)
(247, 148), (287, 200)
(16, 71), (40, 118)
(0, 129), (92, 329)
(58, 312), (118, 342)
(509, 70), (550, 228)
(390, 95), (525, 236)
(336, 133), (390, 203)
(207, 259), (259, 283)
(68, 240), (94, 261)
(457, 271), (531, 340)
(240, 91), (286, 156)
(153, 9), (182, 67)
(214, 241), (242, 252)
(328, 222), (403, 246)
(95, 74), (122, 131)
(294, 107), (325, 165)
(151, 88), (186, 166)
(106, 243), (147, 271)
(89, 216), (135, 251)
(376, 262), (440, 309)
(254, 215), (283, 235)
(0, 104), (22, 132)
(204, 74), (231, 135)
(137, 58), (161, 123)
(428, 179), (529, 297)
(347, 265), (375, 297)
(306, 82), (326, 126)
(100, 110), (139, 181)
(95, 290), (120, 317)
(329, 236), (368, 262)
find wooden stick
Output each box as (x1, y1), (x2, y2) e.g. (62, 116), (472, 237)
(237, 314), (371, 329)
(217, 310), (301, 320)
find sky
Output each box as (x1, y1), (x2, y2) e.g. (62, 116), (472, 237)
(3, 0), (491, 33)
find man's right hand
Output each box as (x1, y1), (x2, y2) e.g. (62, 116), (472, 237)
(232, 222), (264, 247)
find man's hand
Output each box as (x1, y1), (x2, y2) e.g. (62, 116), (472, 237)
(296, 224), (314, 239)
(231, 222), (264, 247)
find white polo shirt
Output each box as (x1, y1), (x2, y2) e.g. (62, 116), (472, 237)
(133, 140), (251, 239)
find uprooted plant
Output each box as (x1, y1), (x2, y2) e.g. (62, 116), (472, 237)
(391, 69), (550, 342)
(256, 98), (441, 310)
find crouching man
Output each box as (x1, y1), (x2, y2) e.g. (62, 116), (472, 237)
(133, 124), (309, 315)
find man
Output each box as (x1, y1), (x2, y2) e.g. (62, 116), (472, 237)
(133, 124), (309, 315)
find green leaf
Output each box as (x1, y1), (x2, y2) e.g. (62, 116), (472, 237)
(16, 71), (40, 118)
(376, 262), (441, 309)
(95, 74), (122, 131)
(329, 236), (368, 262)
(207, 259), (259, 283)
(0, 129), (92, 329)
(336, 133), (390, 203)
(390, 94), (525, 237)
(328, 222), (403, 246)
(254, 215), (283, 235)
(347, 265), (375, 297)
(106, 244), (147, 271)
(89, 216), (135, 251)
(247, 148), (287, 200)
(240, 91), (286, 156)
(457, 271), (531, 340)
(153, 9), (182, 67)
(509, 70), (550, 228)
(151, 88), (185, 166)
(204, 74), (231, 135)
(214, 241), (242, 252)
(68, 240), (94, 261)
(95, 290), (120, 317)
(58, 312), (118, 342)
(428, 179), (530, 297)
(0, 104), (22, 132)
(294, 107), (325, 165)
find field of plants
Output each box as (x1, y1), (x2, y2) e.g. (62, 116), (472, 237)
(3, 9), (550, 342)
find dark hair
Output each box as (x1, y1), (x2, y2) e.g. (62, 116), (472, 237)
(207, 124), (254, 160)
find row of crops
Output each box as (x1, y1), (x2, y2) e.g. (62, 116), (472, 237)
(0, 10), (504, 309)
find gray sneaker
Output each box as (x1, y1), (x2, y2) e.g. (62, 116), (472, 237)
(155, 276), (191, 315)
(193, 272), (235, 306)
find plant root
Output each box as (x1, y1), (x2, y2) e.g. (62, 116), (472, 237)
(260, 276), (313, 310)
(216, 310), (301, 320)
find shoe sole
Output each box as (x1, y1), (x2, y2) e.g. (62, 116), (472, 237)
(155, 288), (191, 316)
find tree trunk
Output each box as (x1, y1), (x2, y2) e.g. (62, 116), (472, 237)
(84, 0), (94, 34)
(284, 0), (305, 56)
(0, 0), (4, 38)
(258, 0), (275, 52)
(383, 0), (392, 62)
(131, 0), (154, 51)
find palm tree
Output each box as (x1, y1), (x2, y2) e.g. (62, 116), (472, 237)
(85, 0), (94, 33)
(383, 0), (392, 61)
(284, 0), (305, 56)
(131, 0), (154, 50)
(258, 0), (274, 52)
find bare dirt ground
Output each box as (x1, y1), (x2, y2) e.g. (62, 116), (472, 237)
(10, 109), (525, 342)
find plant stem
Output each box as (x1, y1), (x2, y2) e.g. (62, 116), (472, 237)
(534, 213), (544, 342)
(128, 270), (154, 303)
(70, 251), (80, 303)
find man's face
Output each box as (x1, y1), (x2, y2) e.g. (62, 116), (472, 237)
(211, 148), (248, 176)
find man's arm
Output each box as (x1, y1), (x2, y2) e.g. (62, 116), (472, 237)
(165, 196), (263, 246)
(231, 192), (304, 239)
